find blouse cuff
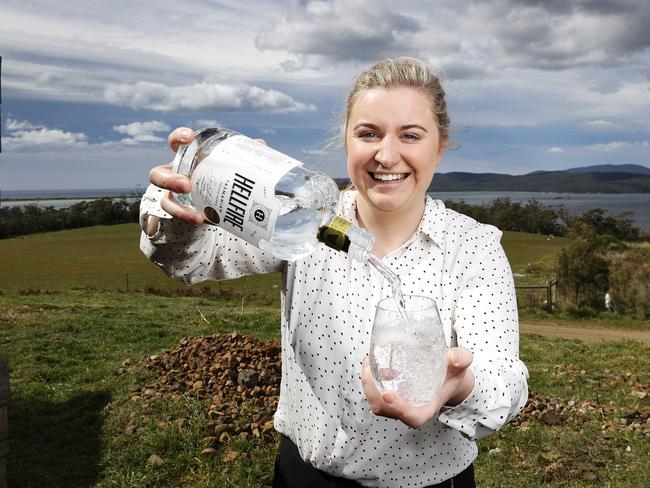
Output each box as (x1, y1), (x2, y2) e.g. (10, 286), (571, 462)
(139, 184), (204, 244)
(437, 364), (508, 440)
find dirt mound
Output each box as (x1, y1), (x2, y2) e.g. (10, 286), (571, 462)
(125, 332), (282, 441)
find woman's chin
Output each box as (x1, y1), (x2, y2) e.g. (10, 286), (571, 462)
(364, 193), (410, 213)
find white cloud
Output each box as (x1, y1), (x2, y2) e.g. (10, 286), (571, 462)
(4, 118), (173, 152)
(584, 119), (616, 129)
(113, 121), (170, 137)
(588, 140), (649, 151)
(6, 119), (39, 131)
(103, 81), (316, 113)
(112, 120), (170, 146)
(547, 147), (564, 153)
(4, 118), (88, 152)
(260, 128), (277, 135)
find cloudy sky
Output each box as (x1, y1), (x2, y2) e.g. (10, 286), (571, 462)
(1, 0), (649, 190)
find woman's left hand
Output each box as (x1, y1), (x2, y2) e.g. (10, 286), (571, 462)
(361, 347), (475, 429)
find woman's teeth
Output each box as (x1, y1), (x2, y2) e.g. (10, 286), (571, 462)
(372, 173), (407, 182)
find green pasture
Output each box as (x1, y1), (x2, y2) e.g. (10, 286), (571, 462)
(0, 290), (647, 487)
(0, 224), (566, 294)
(0, 224), (281, 298)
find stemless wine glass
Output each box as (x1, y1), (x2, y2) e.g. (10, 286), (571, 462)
(369, 295), (447, 406)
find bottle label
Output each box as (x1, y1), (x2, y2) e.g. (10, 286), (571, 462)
(191, 135), (302, 245)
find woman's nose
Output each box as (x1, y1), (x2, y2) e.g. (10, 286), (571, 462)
(375, 138), (400, 167)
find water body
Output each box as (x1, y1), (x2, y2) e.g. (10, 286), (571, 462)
(430, 191), (650, 231)
(2, 188), (649, 231)
(1, 188), (143, 209)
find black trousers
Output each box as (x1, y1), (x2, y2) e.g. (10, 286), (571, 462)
(273, 435), (476, 488)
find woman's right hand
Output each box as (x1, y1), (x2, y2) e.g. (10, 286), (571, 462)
(148, 127), (205, 227)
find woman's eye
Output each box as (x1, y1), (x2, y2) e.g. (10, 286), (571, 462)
(402, 133), (419, 141)
(359, 131), (378, 140)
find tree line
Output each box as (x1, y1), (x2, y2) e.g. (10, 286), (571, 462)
(1, 196), (644, 242)
(0, 198), (140, 239)
(444, 197), (642, 240)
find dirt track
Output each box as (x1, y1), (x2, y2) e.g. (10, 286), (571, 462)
(520, 323), (650, 345)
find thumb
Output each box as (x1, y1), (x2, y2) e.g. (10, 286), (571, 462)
(447, 347), (473, 371)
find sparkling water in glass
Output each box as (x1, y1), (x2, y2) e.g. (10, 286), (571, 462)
(369, 295), (447, 406)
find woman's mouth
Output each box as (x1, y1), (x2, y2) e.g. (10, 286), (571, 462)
(370, 172), (409, 183)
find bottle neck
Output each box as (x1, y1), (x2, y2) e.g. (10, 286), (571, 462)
(316, 215), (374, 262)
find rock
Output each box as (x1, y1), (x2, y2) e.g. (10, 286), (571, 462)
(237, 369), (259, 388)
(540, 411), (563, 425)
(214, 424), (230, 435)
(147, 454), (165, 466)
(223, 450), (239, 462)
(200, 447), (219, 458)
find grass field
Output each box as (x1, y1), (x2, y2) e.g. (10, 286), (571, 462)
(0, 224), (566, 295)
(1, 290), (648, 487)
(1, 225), (648, 486)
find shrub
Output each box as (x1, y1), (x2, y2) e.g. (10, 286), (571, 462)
(606, 243), (650, 319)
(556, 224), (610, 310)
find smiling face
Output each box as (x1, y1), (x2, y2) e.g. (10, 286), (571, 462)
(346, 86), (444, 221)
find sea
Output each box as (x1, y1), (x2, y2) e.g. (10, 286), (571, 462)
(1, 188), (649, 231)
(0, 188), (144, 209)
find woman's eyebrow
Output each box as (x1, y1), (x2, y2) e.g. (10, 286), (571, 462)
(401, 124), (428, 132)
(352, 122), (428, 132)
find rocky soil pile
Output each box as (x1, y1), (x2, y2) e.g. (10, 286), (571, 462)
(122, 332), (282, 442)
(512, 390), (649, 435)
(121, 333), (649, 441)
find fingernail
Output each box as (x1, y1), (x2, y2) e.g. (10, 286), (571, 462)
(180, 128), (191, 141)
(384, 392), (395, 404)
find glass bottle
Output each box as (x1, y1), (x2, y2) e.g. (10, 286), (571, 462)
(172, 127), (374, 261)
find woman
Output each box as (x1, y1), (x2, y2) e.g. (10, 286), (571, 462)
(141, 57), (528, 487)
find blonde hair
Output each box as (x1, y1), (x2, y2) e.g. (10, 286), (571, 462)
(343, 57), (451, 149)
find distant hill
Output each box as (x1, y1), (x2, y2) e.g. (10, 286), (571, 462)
(430, 170), (650, 193)
(334, 165), (650, 193)
(563, 164), (650, 175)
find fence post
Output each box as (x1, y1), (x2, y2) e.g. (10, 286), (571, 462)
(0, 354), (9, 488)
(547, 281), (552, 312)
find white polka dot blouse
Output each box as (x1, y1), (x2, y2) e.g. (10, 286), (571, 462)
(140, 186), (529, 487)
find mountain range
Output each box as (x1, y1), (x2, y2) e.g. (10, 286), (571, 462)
(336, 164), (650, 192)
